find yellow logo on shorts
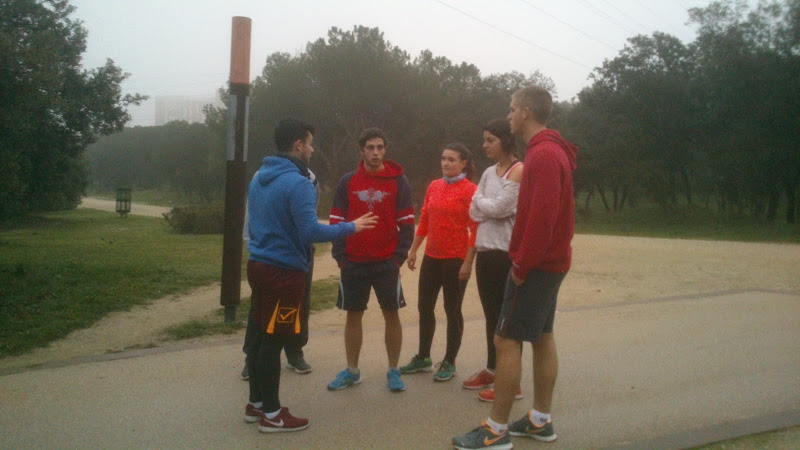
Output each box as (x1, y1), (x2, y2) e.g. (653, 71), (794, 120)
(277, 307), (297, 323)
(266, 300), (302, 334)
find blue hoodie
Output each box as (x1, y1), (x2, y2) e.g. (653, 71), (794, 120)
(247, 156), (355, 271)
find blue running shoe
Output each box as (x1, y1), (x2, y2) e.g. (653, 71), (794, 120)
(387, 368), (406, 392)
(508, 410), (556, 442)
(327, 369), (361, 390)
(452, 421), (512, 449)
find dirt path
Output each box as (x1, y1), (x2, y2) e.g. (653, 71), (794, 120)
(3, 224), (798, 373)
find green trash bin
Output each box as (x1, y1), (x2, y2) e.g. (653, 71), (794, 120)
(116, 188), (131, 217)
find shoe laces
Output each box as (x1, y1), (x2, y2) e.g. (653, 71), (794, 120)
(435, 360), (453, 371)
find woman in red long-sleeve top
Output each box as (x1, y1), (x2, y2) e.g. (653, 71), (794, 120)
(401, 143), (477, 382)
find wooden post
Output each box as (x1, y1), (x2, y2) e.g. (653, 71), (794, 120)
(221, 16), (251, 322)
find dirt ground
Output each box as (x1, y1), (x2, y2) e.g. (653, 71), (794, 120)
(2, 231), (798, 373)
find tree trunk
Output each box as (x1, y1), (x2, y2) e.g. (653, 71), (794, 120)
(619, 185), (629, 212)
(766, 193), (778, 223)
(785, 183), (797, 224)
(597, 185), (610, 212)
(584, 188), (594, 214)
(681, 167), (692, 205)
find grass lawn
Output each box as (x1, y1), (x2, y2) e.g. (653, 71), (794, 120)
(0, 209), (233, 357)
(576, 203), (800, 243)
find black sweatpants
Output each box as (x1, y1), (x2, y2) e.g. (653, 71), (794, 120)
(285, 245), (314, 359)
(475, 250), (512, 370)
(417, 255), (467, 365)
(245, 318), (302, 413)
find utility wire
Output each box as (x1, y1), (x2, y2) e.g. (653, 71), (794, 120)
(675, 0), (692, 12)
(517, 0), (619, 52)
(631, 0), (684, 35)
(433, 0), (592, 70)
(576, 0), (639, 35)
(598, 0), (651, 34)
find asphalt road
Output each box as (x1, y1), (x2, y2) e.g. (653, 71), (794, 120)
(2, 290), (798, 448)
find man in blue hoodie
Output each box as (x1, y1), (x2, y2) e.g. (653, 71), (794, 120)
(243, 118), (376, 433)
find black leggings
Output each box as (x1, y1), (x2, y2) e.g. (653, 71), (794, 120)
(475, 250), (512, 370)
(245, 314), (302, 413)
(417, 255), (467, 365)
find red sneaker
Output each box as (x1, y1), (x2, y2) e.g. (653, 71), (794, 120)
(258, 406), (309, 433)
(478, 385), (523, 402)
(462, 369), (495, 390)
(244, 403), (262, 423)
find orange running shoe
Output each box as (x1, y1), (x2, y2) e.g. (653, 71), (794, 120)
(477, 385), (523, 402)
(462, 368), (495, 390)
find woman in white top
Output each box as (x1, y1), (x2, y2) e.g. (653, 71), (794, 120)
(462, 118), (524, 402)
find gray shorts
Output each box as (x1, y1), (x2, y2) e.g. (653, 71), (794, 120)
(495, 269), (566, 342)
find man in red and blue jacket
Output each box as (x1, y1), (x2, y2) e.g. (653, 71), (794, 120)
(327, 127), (415, 393)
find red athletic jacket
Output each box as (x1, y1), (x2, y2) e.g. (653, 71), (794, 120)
(416, 177), (478, 259)
(509, 129), (578, 279)
(330, 160), (415, 264)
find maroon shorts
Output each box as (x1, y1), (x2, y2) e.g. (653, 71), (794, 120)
(247, 260), (307, 335)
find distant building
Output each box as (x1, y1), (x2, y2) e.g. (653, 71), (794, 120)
(154, 96), (218, 125)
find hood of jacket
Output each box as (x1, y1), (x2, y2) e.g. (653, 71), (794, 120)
(256, 154), (308, 186)
(530, 129), (578, 171)
(357, 159), (405, 179)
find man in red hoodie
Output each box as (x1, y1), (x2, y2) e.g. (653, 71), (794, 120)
(453, 86), (578, 449)
(327, 127), (415, 393)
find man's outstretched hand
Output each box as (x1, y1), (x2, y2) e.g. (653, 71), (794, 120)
(352, 212), (378, 232)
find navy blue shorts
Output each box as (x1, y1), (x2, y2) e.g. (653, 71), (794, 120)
(337, 260), (406, 312)
(495, 269), (566, 342)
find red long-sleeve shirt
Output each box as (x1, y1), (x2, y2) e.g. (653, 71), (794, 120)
(509, 129), (578, 279)
(417, 177), (477, 259)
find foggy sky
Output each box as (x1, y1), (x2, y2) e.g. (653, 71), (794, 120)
(69, 0), (725, 126)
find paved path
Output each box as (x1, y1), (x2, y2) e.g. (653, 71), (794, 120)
(2, 290), (798, 448)
(79, 197), (171, 218)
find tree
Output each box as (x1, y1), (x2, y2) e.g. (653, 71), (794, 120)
(0, 0), (144, 219)
(239, 25), (555, 205)
(577, 32), (699, 210)
(689, 0), (800, 222)
(87, 121), (225, 203)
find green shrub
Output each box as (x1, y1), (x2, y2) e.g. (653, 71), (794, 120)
(163, 204), (225, 234)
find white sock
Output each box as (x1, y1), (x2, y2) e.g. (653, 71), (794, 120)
(265, 408), (281, 419)
(251, 401), (262, 409)
(486, 368), (495, 375)
(486, 417), (507, 434)
(529, 408), (551, 425)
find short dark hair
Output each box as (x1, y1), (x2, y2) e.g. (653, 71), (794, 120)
(482, 118), (515, 154)
(274, 118), (314, 153)
(444, 142), (476, 181)
(513, 86), (553, 125)
(358, 127), (387, 149)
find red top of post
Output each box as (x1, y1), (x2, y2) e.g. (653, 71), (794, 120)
(229, 17), (251, 85)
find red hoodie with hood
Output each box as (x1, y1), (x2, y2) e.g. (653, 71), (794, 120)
(329, 160), (415, 264)
(509, 129), (578, 279)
